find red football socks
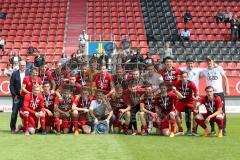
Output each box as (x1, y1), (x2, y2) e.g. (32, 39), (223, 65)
(195, 119), (207, 129)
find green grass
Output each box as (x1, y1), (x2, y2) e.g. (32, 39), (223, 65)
(0, 113), (240, 160)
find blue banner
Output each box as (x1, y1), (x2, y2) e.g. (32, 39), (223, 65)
(87, 41), (114, 57)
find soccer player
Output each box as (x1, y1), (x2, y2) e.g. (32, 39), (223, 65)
(143, 64), (163, 90)
(39, 63), (56, 90)
(56, 74), (81, 98)
(89, 90), (114, 133)
(195, 86), (224, 138)
(72, 88), (93, 135)
(180, 59), (202, 136)
(129, 68), (144, 86)
(94, 65), (114, 96)
(123, 78), (145, 135)
(140, 84), (157, 135)
(112, 65), (128, 89)
(175, 71), (198, 135)
(159, 56), (181, 86)
(154, 82), (184, 137)
(42, 81), (56, 133)
(18, 84), (46, 136)
(54, 84), (75, 134)
(76, 63), (91, 87)
(52, 62), (70, 90)
(21, 67), (42, 96)
(201, 57), (229, 136)
(110, 84), (131, 134)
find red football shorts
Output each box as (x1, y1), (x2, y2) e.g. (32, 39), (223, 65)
(176, 101), (194, 112)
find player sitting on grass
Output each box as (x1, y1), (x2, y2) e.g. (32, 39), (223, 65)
(195, 86), (224, 138)
(72, 87), (93, 135)
(89, 89), (115, 133)
(54, 84), (75, 135)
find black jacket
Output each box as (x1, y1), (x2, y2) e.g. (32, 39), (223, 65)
(10, 70), (30, 98)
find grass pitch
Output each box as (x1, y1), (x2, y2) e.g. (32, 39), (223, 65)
(0, 113), (239, 160)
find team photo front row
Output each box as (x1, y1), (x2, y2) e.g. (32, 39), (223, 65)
(10, 62), (225, 138)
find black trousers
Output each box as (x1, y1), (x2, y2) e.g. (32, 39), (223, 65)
(129, 104), (140, 130)
(10, 96), (23, 130)
(210, 92), (226, 130)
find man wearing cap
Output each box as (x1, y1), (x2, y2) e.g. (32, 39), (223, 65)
(79, 30), (88, 54)
(200, 57), (229, 136)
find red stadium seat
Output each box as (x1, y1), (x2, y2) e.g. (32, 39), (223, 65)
(131, 41), (139, 48)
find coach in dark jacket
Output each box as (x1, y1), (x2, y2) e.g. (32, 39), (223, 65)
(9, 61), (30, 133)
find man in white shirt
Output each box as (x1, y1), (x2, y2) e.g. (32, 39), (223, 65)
(180, 59), (203, 91)
(143, 64), (163, 90)
(0, 36), (5, 53)
(9, 61), (30, 133)
(201, 57), (229, 136)
(79, 30), (89, 54)
(89, 90), (114, 133)
(180, 27), (190, 41)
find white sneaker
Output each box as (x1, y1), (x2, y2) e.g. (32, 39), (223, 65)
(25, 131), (30, 136)
(175, 132), (184, 136)
(15, 124), (23, 133)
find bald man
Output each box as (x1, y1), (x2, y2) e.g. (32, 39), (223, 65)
(10, 61), (30, 133)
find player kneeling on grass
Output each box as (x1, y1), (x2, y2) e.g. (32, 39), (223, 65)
(72, 88), (93, 135)
(17, 84), (46, 136)
(154, 82), (184, 137)
(110, 85), (131, 134)
(140, 84), (157, 136)
(194, 86), (224, 138)
(89, 90), (115, 133)
(42, 81), (56, 133)
(54, 84), (75, 135)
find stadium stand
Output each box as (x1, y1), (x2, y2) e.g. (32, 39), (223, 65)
(139, 0), (239, 77)
(87, 0), (149, 54)
(0, 0), (67, 62)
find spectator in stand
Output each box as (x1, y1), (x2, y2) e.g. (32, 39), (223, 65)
(183, 10), (192, 24)
(130, 49), (144, 71)
(180, 27), (190, 41)
(121, 35), (131, 55)
(144, 53), (154, 65)
(9, 52), (21, 71)
(26, 56), (33, 73)
(4, 63), (13, 76)
(90, 53), (99, 63)
(215, 10), (224, 24)
(79, 30), (89, 54)
(34, 54), (45, 67)
(223, 10), (233, 24)
(98, 51), (109, 68)
(230, 15), (239, 41)
(0, 35), (6, 54)
(163, 41), (173, 59)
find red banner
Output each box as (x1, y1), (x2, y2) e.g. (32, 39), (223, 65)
(0, 76), (239, 97)
(0, 76), (11, 96)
